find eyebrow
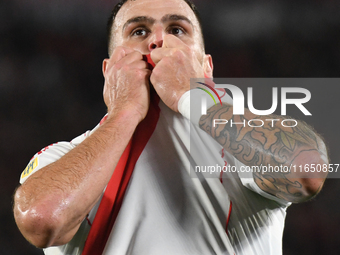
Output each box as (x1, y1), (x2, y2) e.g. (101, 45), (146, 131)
(122, 14), (193, 32)
(123, 16), (156, 31)
(161, 14), (193, 28)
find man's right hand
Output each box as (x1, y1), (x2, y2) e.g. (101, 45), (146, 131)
(102, 46), (151, 123)
(13, 49), (153, 249)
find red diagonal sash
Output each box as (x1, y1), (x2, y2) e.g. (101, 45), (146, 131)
(82, 55), (158, 255)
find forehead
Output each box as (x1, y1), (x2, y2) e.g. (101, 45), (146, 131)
(114, 0), (199, 29)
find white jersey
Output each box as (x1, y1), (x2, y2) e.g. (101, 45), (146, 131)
(20, 97), (290, 255)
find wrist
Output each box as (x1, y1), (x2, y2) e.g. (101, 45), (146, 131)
(107, 104), (147, 125)
(105, 107), (141, 130)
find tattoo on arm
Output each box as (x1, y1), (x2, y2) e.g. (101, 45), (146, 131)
(199, 104), (325, 202)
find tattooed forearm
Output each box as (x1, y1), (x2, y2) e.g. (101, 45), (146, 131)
(253, 171), (304, 202)
(199, 103), (328, 202)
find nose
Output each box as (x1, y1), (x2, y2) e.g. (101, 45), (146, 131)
(148, 40), (163, 51)
(148, 27), (163, 51)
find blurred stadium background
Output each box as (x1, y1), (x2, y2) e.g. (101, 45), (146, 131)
(1, 0), (340, 254)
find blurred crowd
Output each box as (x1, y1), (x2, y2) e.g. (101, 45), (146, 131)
(1, 0), (340, 254)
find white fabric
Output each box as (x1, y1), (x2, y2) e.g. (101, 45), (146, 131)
(20, 93), (290, 255)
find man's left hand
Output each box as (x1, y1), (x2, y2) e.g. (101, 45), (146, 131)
(150, 34), (205, 112)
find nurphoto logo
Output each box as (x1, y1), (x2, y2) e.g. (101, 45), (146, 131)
(195, 80), (312, 128)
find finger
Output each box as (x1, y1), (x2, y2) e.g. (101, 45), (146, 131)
(162, 34), (188, 50)
(105, 51), (145, 78)
(124, 58), (150, 70)
(110, 46), (136, 63)
(150, 48), (176, 65)
(115, 51), (144, 67)
(103, 46), (137, 75)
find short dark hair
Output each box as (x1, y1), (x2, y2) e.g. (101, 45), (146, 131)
(106, 0), (204, 55)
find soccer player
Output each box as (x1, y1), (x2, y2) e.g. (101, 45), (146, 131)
(13, 0), (328, 254)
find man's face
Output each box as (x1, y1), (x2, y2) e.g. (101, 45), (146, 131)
(110, 0), (206, 63)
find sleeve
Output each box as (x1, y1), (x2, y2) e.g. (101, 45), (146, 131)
(19, 115), (109, 184)
(19, 131), (91, 184)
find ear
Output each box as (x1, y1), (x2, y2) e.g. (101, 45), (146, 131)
(203, 54), (213, 78)
(102, 58), (110, 77)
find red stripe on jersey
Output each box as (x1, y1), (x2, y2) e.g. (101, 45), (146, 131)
(86, 215), (92, 227)
(220, 160), (228, 183)
(99, 115), (108, 125)
(226, 200), (233, 234)
(82, 55), (158, 255)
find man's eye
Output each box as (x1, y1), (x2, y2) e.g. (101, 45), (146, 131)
(132, 29), (148, 36)
(168, 27), (184, 35)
